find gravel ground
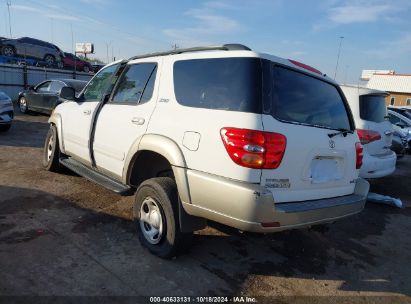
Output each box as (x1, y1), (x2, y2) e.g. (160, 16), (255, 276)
(0, 111), (410, 303)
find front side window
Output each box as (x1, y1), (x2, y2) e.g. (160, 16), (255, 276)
(111, 63), (157, 104)
(83, 64), (119, 102)
(36, 82), (51, 93)
(265, 65), (351, 130)
(173, 58), (262, 113)
(50, 81), (65, 93)
(359, 94), (387, 123)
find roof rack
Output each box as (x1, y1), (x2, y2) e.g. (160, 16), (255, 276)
(128, 44), (251, 61)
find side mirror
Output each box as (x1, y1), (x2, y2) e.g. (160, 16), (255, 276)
(60, 86), (76, 101)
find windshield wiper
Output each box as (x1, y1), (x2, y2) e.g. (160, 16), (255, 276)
(328, 129), (354, 138)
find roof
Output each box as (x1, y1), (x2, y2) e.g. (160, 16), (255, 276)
(340, 84), (388, 96)
(366, 74), (411, 94)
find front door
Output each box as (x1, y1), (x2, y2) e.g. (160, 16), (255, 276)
(93, 60), (159, 178)
(61, 63), (120, 164)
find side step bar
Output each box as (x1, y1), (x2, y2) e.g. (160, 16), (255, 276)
(60, 157), (134, 196)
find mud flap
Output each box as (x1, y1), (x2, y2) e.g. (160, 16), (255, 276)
(178, 200), (207, 232)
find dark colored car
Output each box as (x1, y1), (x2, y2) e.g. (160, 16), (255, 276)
(18, 79), (87, 114)
(1, 37), (63, 66)
(91, 63), (105, 73)
(62, 52), (92, 73)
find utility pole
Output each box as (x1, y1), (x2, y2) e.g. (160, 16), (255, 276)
(6, 0), (12, 38)
(50, 18), (54, 43)
(105, 42), (111, 63)
(172, 43), (179, 50)
(334, 36), (344, 80)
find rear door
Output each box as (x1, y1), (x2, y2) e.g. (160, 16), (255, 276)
(260, 64), (358, 203)
(359, 94), (392, 156)
(47, 81), (65, 112)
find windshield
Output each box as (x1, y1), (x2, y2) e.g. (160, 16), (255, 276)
(263, 64), (351, 130)
(359, 95), (387, 123)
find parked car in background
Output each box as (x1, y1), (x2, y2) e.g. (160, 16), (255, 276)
(388, 106), (411, 119)
(391, 125), (409, 157)
(18, 79), (87, 115)
(91, 63), (105, 73)
(45, 44), (369, 258)
(387, 109), (411, 144)
(1, 37), (63, 66)
(0, 90), (14, 131)
(62, 52), (92, 73)
(341, 85), (396, 178)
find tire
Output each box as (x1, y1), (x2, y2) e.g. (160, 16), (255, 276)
(19, 96), (29, 114)
(42, 125), (61, 172)
(0, 124), (11, 132)
(44, 54), (55, 66)
(2, 45), (15, 57)
(83, 65), (90, 73)
(133, 177), (192, 258)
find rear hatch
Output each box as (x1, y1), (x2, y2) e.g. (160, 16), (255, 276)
(358, 94), (393, 156)
(260, 63), (358, 203)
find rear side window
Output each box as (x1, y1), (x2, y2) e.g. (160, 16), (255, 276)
(173, 58), (262, 113)
(359, 95), (387, 123)
(264, 65), (351, 130)
(111, 63), (157, 104)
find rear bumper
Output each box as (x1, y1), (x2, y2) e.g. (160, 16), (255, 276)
(360, 151), (396, 179)
(183, 170), (369, 233)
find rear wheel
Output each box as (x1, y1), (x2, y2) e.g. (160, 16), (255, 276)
(44, 54), (55, 66)
(134, 177), (192, 258)
(2, 45), (15, 57)
(19, 97), (28, 114)
(42, 125), (61, 172)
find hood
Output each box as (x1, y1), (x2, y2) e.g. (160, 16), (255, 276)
(0, 92), (12, 104)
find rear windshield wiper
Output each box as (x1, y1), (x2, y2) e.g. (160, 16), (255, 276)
(328, 129), (354, 138)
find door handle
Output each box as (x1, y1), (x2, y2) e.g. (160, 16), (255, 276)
(83, 109), (91, 115)
(131, 117), (145, 125)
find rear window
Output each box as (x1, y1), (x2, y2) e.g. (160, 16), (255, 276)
(359, 95), (387, 123)
(173, 58), (261, 113)
(264, 65), (351, 130)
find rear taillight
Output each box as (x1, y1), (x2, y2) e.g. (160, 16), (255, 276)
(356, 129), (381, 145)
(355, 142), (363, 169)
(220, 128), (287, 169)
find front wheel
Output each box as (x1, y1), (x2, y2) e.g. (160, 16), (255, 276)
(42, 125), (61, 172)
(134, 177), (192, 258)
(19, 97), (29, 114)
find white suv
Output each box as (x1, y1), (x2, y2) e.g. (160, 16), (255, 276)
(341, 85), (396, 178)
(43, 44), (369, 258)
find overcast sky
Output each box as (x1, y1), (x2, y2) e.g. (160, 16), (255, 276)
(1, 0), (410, 83)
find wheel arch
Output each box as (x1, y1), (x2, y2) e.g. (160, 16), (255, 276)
(48, 113), (65, 154)
(123, 134), (190, 205)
